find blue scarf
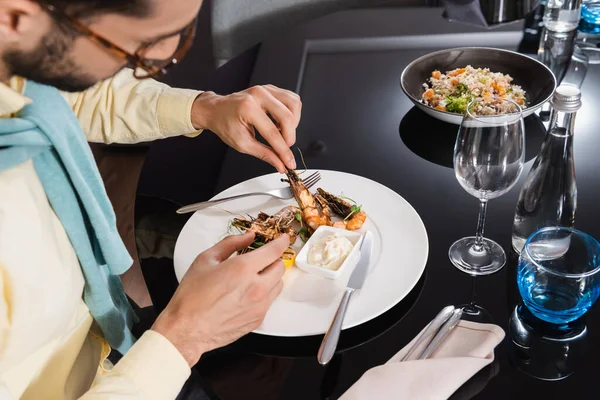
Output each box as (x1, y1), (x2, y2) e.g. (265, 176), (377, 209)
(0, 80), (137, 354)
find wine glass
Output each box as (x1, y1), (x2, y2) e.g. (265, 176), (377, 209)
(450, 97), (525, 276)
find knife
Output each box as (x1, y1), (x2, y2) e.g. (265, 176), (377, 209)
(318, 231), (374, 365)
(417, 307), (463, 360)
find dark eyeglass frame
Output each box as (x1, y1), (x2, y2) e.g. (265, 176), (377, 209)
(44, 3), (197, 79)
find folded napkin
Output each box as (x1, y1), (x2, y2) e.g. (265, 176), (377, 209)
(340, 320), (505, 400)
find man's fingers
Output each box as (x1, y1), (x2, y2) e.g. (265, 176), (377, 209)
(202, 231), (255, 263)
(267, 276), (285, 304)
(259, 259), (286, 284)
(258, 91), (297, 148)
(264, 85), (302, 131)
(250, 110), (296, 170)
(240, 137), (286, 173)
(241, 234), (290, 272)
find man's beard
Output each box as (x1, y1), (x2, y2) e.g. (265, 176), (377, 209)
(4, 27), (98, 93)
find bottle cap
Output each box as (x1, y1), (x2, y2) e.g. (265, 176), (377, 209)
(550, 85), (582, 112)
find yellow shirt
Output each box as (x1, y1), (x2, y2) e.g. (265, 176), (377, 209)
(0, 69), (198, 399)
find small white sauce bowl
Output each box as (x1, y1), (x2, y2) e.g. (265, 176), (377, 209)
(295, 226), (364, 280)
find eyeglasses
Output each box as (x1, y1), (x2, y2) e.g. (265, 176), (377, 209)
(44, 3), (197, 79)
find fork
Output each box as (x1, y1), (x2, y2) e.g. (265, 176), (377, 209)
(176, 171), (321, 214)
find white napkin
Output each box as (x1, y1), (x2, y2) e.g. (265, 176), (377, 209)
(340, 320), (505, 400)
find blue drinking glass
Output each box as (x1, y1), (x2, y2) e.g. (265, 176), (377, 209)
(517, 227), (600, 326)
(580, 1), (600, 34)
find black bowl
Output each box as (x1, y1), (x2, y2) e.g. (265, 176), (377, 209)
(400, 47), (556, 124)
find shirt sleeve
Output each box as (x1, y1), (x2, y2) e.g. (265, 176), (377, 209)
(79, 331), (191, 400)
(61, 69), (203, 144)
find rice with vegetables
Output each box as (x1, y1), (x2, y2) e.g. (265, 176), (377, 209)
(421, 65), (526, 115)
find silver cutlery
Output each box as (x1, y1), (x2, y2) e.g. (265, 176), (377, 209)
(176, 171), (321, 214)
(417, 307), (463, 360)
(400, 305), (456, 362)
(318, 231), (374, 365)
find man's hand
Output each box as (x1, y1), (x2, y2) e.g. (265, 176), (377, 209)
(191, 85), (302, 173)
(151, 232), (288, 367)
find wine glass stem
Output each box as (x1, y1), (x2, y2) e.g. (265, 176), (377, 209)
(468, 276), (478, 308)
(474, 199), (488, 251)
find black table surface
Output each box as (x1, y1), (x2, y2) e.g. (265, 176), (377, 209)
(136, 7), (600, 400)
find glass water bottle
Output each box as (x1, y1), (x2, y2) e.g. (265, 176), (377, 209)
(511, 85), (581, 253)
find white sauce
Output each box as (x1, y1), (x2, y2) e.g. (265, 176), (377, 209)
(307, 234), (354, 271)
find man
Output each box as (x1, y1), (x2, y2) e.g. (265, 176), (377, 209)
(0, 0), (301, 398)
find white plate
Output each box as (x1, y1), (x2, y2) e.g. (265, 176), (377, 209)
(174, 170), (429, 337)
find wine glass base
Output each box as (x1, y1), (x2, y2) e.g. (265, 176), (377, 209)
(449, 236), (506, 276)
(458, 303), (494, 324)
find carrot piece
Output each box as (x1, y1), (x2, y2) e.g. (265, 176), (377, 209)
(432, 70), (442, 79)
(491, 81), (507, 96)
(450, 78), (458, 85)
(448, 68), (466, 77)
(423, 89), (434, 99)
(435, 105), (446, 111)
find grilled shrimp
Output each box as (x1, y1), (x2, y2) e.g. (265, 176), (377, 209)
(232, 205), (300, 247)
(272, 205), (301, 243)
(266, 205), (301, 228)
(335, 212), (367, 231)
(285, 168), (332, 231)
(314, 194), (332, 220)
(316, 188), (367, 231)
